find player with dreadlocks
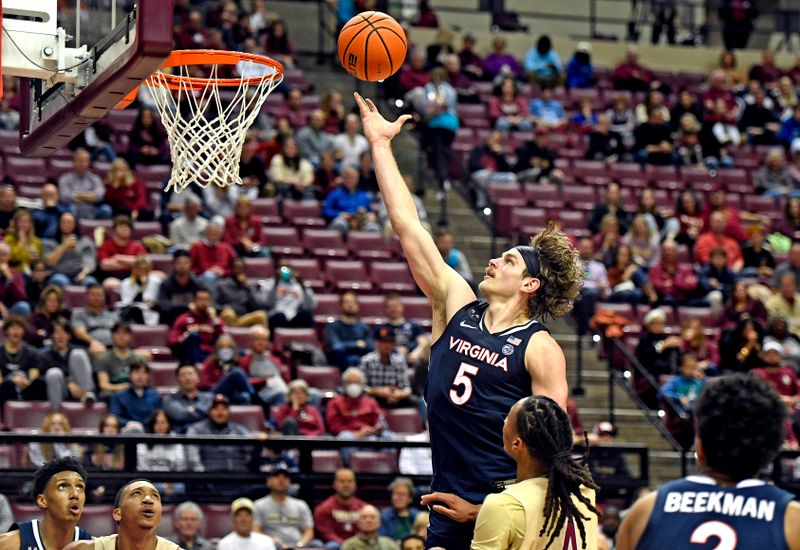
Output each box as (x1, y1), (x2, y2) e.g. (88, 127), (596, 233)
(617, 375), (800, 550)
(471, 396), (598, 550)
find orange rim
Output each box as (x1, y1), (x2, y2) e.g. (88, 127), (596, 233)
(146, 49), (284, 90)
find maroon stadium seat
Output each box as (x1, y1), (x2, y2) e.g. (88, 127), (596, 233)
(348, 231), (393, 260)
(250, 198), (280, 217)
(148, 362), (178, 388)
(384, 408), (423, 434)
(78, 506), (116, 537)
(312, 450), (343, 472)
(562, 185), (598, 210)
(283, 258), (325, 290)
(313, 294), (340, 320)
(12, 504), (42, 523)
(243, 257), (274, 279)
(400, 297), (431, 323)
(4, 401), (51, 430)
(354, 295), (385, 318)
(494, 198), (528, 237)
(227, 326), (251, 351)
(5, 156), (46, 180)
(283, 199), (322, 220)
(135, 165), (172, 182)
(609, 163), (643, 180)
(525, 185), (563, 209)
(325, 260), (373, 292)
(676, 306), (718, 326)
(511, 208), (547, 230)
(148, 254), (173, 274)
(487, 182), (524, 202)
(130, 324), (169, 348)
(202, 505), (233, 539)
(296, 365), (340, 392)
(349, 450), (398, 474)
(370, 262), (416, 294)
(572, 160), (608, 180)
(63, 285), (89, 309)
(304, 228), (348, 259)
(60, 402), (108, 430)
(273, 328), (320, 354)
(47, 159), (74, 180)
(131, 221), (162, 241)
(263, 227), (305, 257)
(229, 405), (266, 432)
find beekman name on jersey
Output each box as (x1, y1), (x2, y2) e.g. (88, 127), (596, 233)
(448, 336), (510, 372)
(663, 490), (777, 522)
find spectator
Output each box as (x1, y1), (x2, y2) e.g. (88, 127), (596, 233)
(741, 226), (775, 280)
(780, 105), (800, 146)
(434, 229), (474, 286)
(457, 33), (484, 81)
(528, 86), (566, 129)
(190, 222), (237, 287)
(708, 98), (741, 147)
(572, 98), (598, 133)
(25, 260), (52, 308)
(664, 190), (704, 249)
(739, 87), (780, 145)
(634, 309), (682, 407)
(411, 514), (427, 542)
(273, 88), (308, 131)
(176, 10), (208, 49)
(214, 258), (267, 328)
(634, 108), (674, 166)
(415, 0), (438, 28)
(297, 110), (336, 167)
(693, 211), (743, 269)
(223, 197), (268, 258)
(97, 215), (147, 284)
(773, 242), (800, 289)
(649, 241), (699, 306)
(467, 131), (516, 209)
(698, 247), (737, 309)
(356, 151), (378, 195)
(765, 317), (800, 371)
(127, 107), (166, 166)
(360, 327), (412, 408)
(239, 325), (289, 407)
(269, 137), (316, 200)
(571, 238), (609, 334)
(0, 185), (16, 233)
(778, 198), (800, 243)
(262, 19), (294, 69)
(718, 0), (758, 50)
(675, 116), (710, 170)
(93, 321), (146, 396)
(720, 318), (764, 373)
(753, 342), (800, 412)
(588, 182), (628, 235)
(379, 477), (419, 542)
(635, 90), (670, 126)
(316, 151), (340, 195)
(425, 27), (454, 69)
(488, 79), (532, 133)
(156, 250), (204, 326)
(31, 183), (70, 241)
(607, 244), (658, 304)
(325, 292), (373, 370)
(104, 159), (150, 220)
(238, 136), (268, 197)
(313, 469), (368, 548)
(523, 35), (562, 87)
(168, 288), (225, 364)
(136, 409), (198, 495)
(0, 316), (45, 421)
(381, 295), (428, 365)
(27, 284), (71, 348)
(702, 70), (737, 114)
(90, 413), (125, 471)
(57, 149), (108, 219)
(163, 363), (213, 433)
(661, 353), (706, 449)
(670, 90), (703, 131)
(200, 334), (255, 405)
(40, 319), (95, 408)
(680, 317), (720, 373)
(168, 502), (215, 550)
(334, 114), (369, 169)
(586, 114), (627, 163)
(326, 367), (384, 439)
(186, 394), (259, 472)
(636, 188), (666, 235)
(321, 90), (346, 135)
(621, 214), (661, 269)
(515, 127), (564, 185)
(43, 212), (98, 287)
(253, 468), (318, 547)
(26, 412), (82, 467)
(261, 261), (316, 333)
(275, 379), (325, 436)
(418, 67), (459, 193)
(342, 505), (397, 550)
(701, 189), (750, 244)
(4, 209), (41, 275)
(218, 498), (276, 550)
(72, 284), (119, 355)
(444, 54), (480, 104)
(116, 256), (161, 326)
(749, 49), (782, 86)
(767, 274), (800, 337)
(397, 49), (430, 96)
(755, 149), (796, 198)
(720, 280), (768, 331)
(612, 47), (653, 92)
(606, 94), (636, 145)
(483, 36), (522, 81)
(790, 144), (800, 188)
(324, 167), (379, 236)
(566, 42), (594, 89)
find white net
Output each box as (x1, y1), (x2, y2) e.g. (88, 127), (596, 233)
(144, 59), (283, 193)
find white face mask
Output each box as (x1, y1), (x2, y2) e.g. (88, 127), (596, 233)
(218, 348), (234, 362)
(345, 383), (363, 399)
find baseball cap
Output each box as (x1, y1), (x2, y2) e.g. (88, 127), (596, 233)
(375, 326), (396, 342)
(211, 394), (230, 407)
(593, 421), (617, 437)
(763, 341), (784, 356)
(231, 498), (254, 514)
(269, 466), (292, 478)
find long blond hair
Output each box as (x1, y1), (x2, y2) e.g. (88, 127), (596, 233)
(107, 158), (135, 188)
(9, 209), (36, 241)
(39, 412), (72, 463)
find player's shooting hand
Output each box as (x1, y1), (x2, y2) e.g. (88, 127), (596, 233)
(420, 492), (480, 523)
(354, 93), (411, 146)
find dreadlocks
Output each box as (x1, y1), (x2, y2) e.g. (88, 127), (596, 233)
(516, 396), (599, 550)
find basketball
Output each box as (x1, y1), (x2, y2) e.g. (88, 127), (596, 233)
(338, 11), (407, 82)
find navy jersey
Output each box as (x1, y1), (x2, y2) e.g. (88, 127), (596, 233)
(425, 300), (547, 503)
(638, 476), (794, 550)
(16, 519), (92, 550)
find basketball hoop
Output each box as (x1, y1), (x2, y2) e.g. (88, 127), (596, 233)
(139, 49), (283, 193)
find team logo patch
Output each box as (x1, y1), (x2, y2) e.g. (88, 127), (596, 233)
(502, 344), (515, 356)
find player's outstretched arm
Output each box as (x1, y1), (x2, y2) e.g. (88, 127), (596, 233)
(615, 491), (657, 550)
(355, 93), (474, 334)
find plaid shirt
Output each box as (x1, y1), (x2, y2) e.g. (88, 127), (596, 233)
(359, 350), (410, 389)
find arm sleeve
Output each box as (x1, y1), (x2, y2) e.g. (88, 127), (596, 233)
(471, 493), (520, 550)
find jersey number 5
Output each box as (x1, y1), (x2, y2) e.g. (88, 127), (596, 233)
(450, 362), (479, 405)
(690, 520), (737, 550)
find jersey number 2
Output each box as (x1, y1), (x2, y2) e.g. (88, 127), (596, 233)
(449, 362), (479, 405)
(690, 520), (737, 550)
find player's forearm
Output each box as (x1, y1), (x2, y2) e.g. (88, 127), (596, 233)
(371, 143), (421, 234)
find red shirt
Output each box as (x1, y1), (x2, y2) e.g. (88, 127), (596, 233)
(649, 262), (699, 303)
(701, 206), (747, 243)
(222, 214), (266, 253)
(313, 495), (368, 544)
(105, 180), (149, 214)
(693, 232), (743, 268)
(325, 394), (382, 435)
(753, 366), (800, 397)
(168, 309), (224, 357)
(274, 403), (326, 436)
(189, 241), (237, 276)
(97, 238), (147, 262)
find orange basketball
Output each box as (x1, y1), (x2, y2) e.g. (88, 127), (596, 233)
(338, 11), (407, 82)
